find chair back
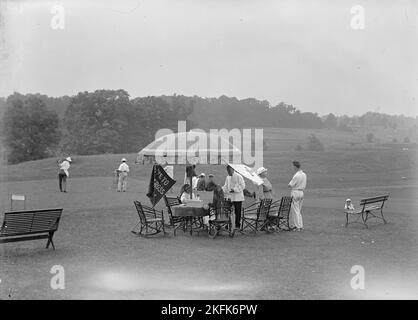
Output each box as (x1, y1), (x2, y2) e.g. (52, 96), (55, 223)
(278, 196), (293, 217)
(257, 198), (272, 220)
(164, 196), (181, 215)
(134, 201), (156, 222)
(211, 198), (233, 221)
(163, 195), (181, 225)
(134, 201), (146, 222)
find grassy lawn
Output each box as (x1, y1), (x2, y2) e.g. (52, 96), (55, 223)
(1, 128), (417, 299)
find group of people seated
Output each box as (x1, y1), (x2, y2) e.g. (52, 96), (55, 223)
(179, 167), (271, 203)
(175, 161), (307, 232)
(177, 165), (276, 230)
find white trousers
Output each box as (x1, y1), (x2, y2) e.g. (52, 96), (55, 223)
(118, 172), (128, 191)
(289, 190), (304, 229)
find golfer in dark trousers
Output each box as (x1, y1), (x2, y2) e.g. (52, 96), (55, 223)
(222, 165), (245, 230)
(58, 157), (72, 192)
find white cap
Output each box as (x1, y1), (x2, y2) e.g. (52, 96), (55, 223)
(66, 157), (72, 162)
(256, 167), (267, 175)
(199, 173), (205, 177)
(346, 198), (352, 202)
(121, 158), (126, 162)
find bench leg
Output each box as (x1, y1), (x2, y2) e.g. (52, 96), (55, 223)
(161, 220), (168, 236)
(380, 209), (387, 224)
(361, 212), (368, 229)
(46, 232), (56, 250)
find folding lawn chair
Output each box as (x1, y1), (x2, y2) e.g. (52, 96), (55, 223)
(241, 198), (273, 233)
(268, 196), (293, 230)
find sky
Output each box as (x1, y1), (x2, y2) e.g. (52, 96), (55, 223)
(0, 0), (417, 116)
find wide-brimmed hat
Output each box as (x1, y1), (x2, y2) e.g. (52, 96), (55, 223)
(66, 157), (72, 162)
(256, 167), (268, 175)
(121, 158), (126, 162)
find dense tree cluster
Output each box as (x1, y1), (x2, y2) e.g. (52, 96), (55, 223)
(186, 97), (324, 129)
(2, 95), (61, 164)
(1, 90), (194, 163)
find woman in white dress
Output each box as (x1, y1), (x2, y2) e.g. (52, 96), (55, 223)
(256, 167), (273, 200)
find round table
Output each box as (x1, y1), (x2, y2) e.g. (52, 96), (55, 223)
(172, 205), (210, 235)
(172, 205), (209, 217)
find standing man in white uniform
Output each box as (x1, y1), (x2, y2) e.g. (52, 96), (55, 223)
(117, 158), (130, 192)
(288, 161), (307, 231)
(222, 165), (245, 230)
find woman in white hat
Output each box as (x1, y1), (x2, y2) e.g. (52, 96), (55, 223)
(256, 166), (273, 200)
(58, 157), (72, 192)
(117, 158), (130, 192)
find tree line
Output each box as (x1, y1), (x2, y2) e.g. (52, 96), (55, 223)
(1, 91), (417, 164)
(1, 90), (194, 164)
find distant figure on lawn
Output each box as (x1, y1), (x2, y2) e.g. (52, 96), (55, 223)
(58, 157), (72, 192)
(256, 166), (273, 200)
(344, 198), (355, 211)
(117, 158), (130, 192)
(288, 161), (307, 231)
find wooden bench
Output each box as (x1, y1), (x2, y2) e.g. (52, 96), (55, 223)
(0, 208), (63, 249)
(344, 195), (389, 228)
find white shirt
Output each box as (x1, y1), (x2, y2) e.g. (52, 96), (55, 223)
(288, 170), (307, 190)
(180, 192), (196, 204)
(118, 162), (130, 173)
(59, 160), (70, 177)
(344, 203), (355, 210)
(222, 172), (245, 202)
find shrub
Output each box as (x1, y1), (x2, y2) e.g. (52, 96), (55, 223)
(306, 134), (324, 152)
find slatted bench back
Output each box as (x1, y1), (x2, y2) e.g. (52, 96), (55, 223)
(0, 209), (63, 237)
(360, 195), (389, 207)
